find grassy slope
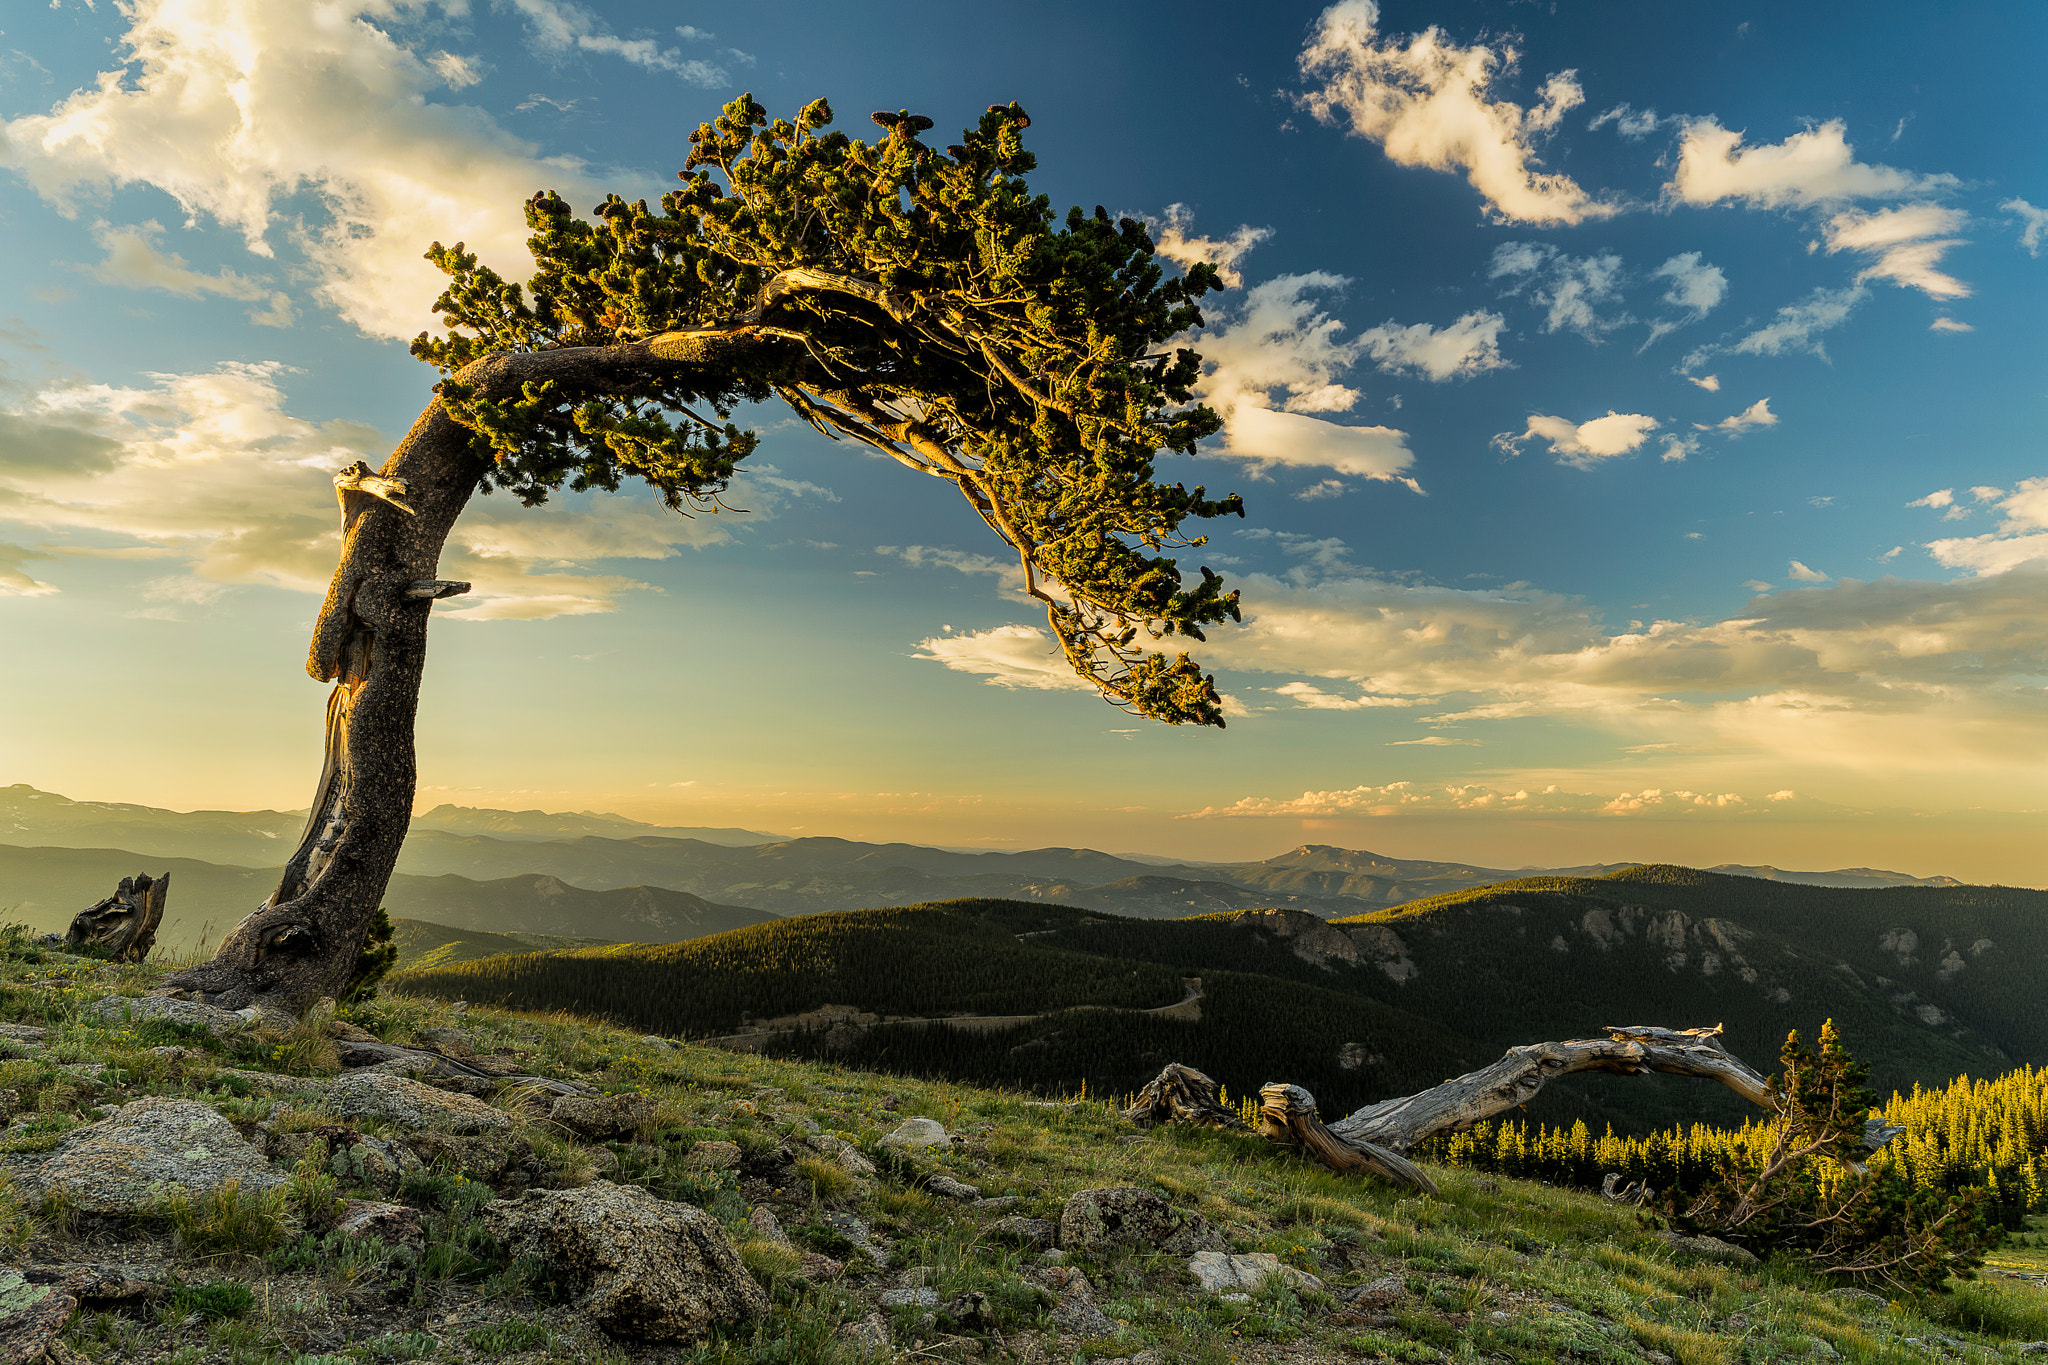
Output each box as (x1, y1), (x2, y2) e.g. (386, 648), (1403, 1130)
(389, 918), (613, 971)
(19, 945), (2045, 1364)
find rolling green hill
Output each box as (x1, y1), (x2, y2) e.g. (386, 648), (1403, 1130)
(387, 869), (2048, 1134)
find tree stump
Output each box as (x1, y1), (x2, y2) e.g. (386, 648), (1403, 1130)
(64, 873), (168, 962)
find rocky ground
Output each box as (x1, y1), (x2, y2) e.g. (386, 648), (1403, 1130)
(0, 934), (2037, 1364)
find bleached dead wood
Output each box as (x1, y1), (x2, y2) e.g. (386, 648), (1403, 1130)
(64, 873), (168, 963)
(1129, 1024), (1771, 1193)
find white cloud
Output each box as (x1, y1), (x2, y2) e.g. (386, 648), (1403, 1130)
(506, 0), (735, 83)
(1786, 559), (1829, 582)
(1589, 104), (1660, 140)
(82, 220), (295, 326)
(1642, 251), (1727, 347)
(1355, 311), (1508, 380)
(2001, 198), (2048, 256)
(1298, 0), (1616, 225)
(1714, 397), (1777, 434)
(1495, 411), (1660, 469)
(1665, 117), (1957, 209)
(0, 361), (776, 620)
(1824, 204), (1971, 299)
(1660, 434), (1699, 462)
(1273, 680), (1424, 710)
(1193, 273), (1420, 487)
(1924, 476), (2048, 575)
(1908, 489), (1955, 510)
(428, 51), (486, 89)
(911, 625), (1092, 691)
(1712, 285), (1867, 363)
(1688, 374), (1721, 392)
(1930, 317), (1973, 333)
(1295, 480), (1348, 501)
(1183, 781), (1766, 820)
(1149, 205), (1274, 288)
(0, 0), (609, 339)
(1490, 244), (1630, 339)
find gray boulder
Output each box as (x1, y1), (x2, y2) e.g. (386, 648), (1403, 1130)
(990, 1215), (1056, 1250)
(1187, 1251), (1324, 1294)
(83, 995), (249, 1037)
(805, 1133), (877, 1177)
(3, 1097), (284, 1213)
(327, 1072), (510, 1135)
(551, 1091), (656, 1141)
(1058, 1186), (1229, 1257)
(878, 1117), (953, 1150)
(1654, 1230), (1760, 1265)
(482, 1180), (767, 1340)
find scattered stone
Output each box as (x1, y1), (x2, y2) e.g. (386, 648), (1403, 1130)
(2, 1097), (285, 1213)
(1823, 1287), (1889, 1308)
(1049, 1279), (1114, 1338)
(878, 1117), (954, 1150)
(940, 1290), (996, 1331)
(551, 1091), (656, 1141)
(972, 1195), (1020, 1211)
(0, 1268), (77, 1364)
(800, 1252), (843, 1281)
(326, 1072), (511, 1135)
(335, 1200), (422, 1244)
(0, 1026), (45, 1045)
(823, 1212), (887, 1263)
(482, 1180), (767, 1340)
(990, 1216), (1056, 1250)
(926, 1174), (982, 1201)
(837, 1312), (891, 1349)
(145, 1046), (188, 1063)
(747, 1207), (791, 1246)
(1037, 1249), (1069, 1266)
(1058, 1186), (1229, 1257)
(1338, 1274), (1406, 1311)
(639, 1035), (675, 1050)
(806, 1133), (877, 1177)
(1653, 1230), (1759, 1265)
(1187, 1251), (1324, 1294)
(878, 1287), (939, 1308)
(83, 994), (249, 1037)
(685, 1141), (741, 1171)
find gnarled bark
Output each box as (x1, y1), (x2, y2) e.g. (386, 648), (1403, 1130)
(161, 334), (791, 1015)
(1130, 1024), (1771, 1192)
(64, 873), (168, 962)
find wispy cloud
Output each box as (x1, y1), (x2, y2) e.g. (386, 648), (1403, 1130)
(1494, 411), (1660, 469)
(1665, 118), (1957, 209)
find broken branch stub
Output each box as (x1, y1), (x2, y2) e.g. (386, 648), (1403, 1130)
(1128, 1025), (1773, 1192)
(65, 873), (168, 962)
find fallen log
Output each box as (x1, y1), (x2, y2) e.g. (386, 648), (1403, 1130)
(1128, 1024), (1771, 1192)
(63, 873), (169, 963)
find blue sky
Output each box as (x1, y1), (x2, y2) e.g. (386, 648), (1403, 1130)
(1, 1), (2044, 881)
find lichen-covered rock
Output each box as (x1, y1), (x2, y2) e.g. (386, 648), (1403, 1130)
(823, 1211), (887, 1263)
(1045, 1269), (1115, 1338)
(1337, 1273), (1405, 1310)
(1654, 1230), (1760, 1265)
(990, 1216), (1056, 1250)
(1058, 1186), (1228, 1256)
(746, 1206), (790, 1245)
(336, 1199), (422, 1244)
(83, 995), (249, 1037)
(926, 1174), (982, 1200)
(2, 1097), (284, 1213)
(326, 1072), (510, 1135)
(550, 1091), (656, 1141)
(1187, 1251), (1324, 1294)
(481, 1180), (767, 1340)
(878, 1117), (953, 1149)
(0, 1268), (76, 1365)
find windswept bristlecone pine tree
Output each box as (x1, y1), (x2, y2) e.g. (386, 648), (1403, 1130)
(163, 97), (1245, 1015)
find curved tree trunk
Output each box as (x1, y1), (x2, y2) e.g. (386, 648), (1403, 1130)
(161, 336), (772, 1015)
(1125, 1024), (1772, 1193)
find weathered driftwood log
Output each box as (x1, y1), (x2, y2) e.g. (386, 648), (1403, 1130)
(1129, 1024), (1770, 1192)
(64, 873), (169, 962)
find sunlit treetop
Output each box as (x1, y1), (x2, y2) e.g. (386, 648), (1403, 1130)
(410, 95), (1244, 727)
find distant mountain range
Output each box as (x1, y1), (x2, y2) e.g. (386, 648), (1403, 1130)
(0, 784), (1968, 943)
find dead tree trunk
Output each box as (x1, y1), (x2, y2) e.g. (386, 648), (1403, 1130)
(159, 335), (782, 1016)
(64, 873), (168, 962)
(1126, 1024), (1771, 1193)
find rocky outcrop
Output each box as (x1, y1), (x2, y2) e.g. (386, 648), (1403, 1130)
(1187, 1250), (1325, 1294)
(83, 995), (253, 1037)
(326, 1072), (511, 1135)
(1058, 1186), (1229, 1257)
(481, 1181), (767, 1340)
(550, 1091), (656, 1141)
(1231, 908), (1361, 968)
(3, 1097), (284, 1213)
(1343, 924), (1418, 983)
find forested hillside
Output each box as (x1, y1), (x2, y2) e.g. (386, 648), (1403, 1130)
(390, 868), (2048, 1134)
